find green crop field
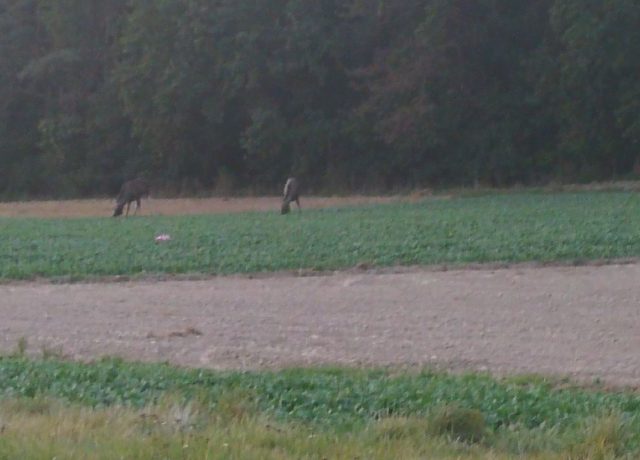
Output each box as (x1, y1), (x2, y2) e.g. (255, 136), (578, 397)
(3, 191), (640, 457)
(1, 191), (639, 280)
(1, 357), (640, 458)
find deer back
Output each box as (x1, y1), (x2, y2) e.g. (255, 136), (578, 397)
(117, 178), (150, 205)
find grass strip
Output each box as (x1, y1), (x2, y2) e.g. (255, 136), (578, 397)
(2, 357), (640, 457)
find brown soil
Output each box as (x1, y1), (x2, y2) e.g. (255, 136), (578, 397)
(0, 195), (416, 218)
(3, 181), (640, 218)
(3, 263), (640, 387)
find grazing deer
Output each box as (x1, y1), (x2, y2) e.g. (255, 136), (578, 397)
(113, 178), (150, 217)
(281, 177), (301, 214)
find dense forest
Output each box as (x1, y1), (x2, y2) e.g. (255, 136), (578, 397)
(0, 0), (638, 198)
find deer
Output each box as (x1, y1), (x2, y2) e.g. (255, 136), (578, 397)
(281, 177), (301, 214)
(113, 178), (150, 217)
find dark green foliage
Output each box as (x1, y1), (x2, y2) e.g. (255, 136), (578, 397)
(1, 192), (640, 280)
(547, 0), (640, 179)
(0, 0), (639, 197)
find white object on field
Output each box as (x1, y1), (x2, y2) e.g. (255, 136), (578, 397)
(155, 233), (171, 243)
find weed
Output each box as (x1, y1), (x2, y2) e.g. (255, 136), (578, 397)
(13, 337), (28, 357)
(40, 344), (66, 360)
(570, 415), (631, 459)
(429, 405), (487, 444)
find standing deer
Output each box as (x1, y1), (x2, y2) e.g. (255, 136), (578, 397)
(281, 177), (301, 214)
(113, 178), (150, 217)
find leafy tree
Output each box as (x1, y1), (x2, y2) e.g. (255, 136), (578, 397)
(0, 0), (49, 196)
(355, 0), (554, 187)
(547, 0), (640, 179)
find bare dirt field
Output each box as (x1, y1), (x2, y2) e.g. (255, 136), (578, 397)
(3, 263), (640, 387)
(3, 181), (640, 218)
(0, 195), (413, 218)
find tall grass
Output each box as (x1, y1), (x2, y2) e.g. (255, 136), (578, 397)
(1, 192), (640, 280)
(0, 391), (636, 458)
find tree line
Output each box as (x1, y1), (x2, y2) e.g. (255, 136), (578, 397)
(0, 0), (638, 198)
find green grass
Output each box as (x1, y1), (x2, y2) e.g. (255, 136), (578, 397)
(0, 399), (631, 459)
(1, 357), (640, 457)
(1, 191), (640, 280)
(3, 357), (639, 434)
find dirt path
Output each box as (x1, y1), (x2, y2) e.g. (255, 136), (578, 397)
(0, 196), (412, 218)
(2, 264), (640, 386)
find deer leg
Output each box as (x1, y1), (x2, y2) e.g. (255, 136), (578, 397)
(135, 198), (141, 215)
(296, 197), (301, 212)
(125, 202), (131, 217)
